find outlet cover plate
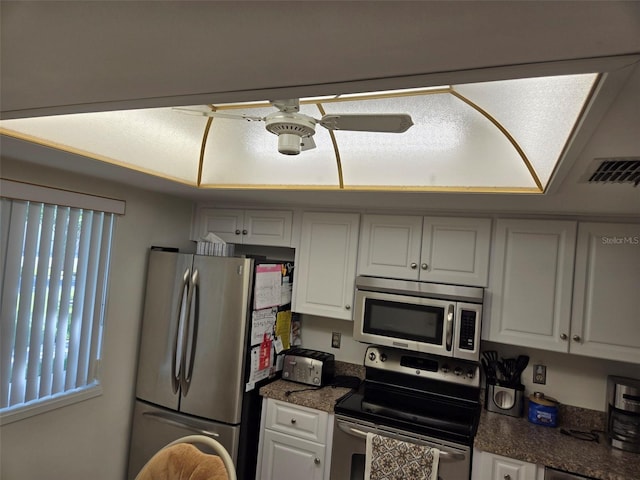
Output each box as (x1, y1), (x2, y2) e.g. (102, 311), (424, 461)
(533, 364), (547, 384)
(331, 332), (341, 349)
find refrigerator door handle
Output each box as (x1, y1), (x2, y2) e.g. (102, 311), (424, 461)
(141, 411), (220, 437)
(181, 268), (199, 396)
(171, 268), (190, 394)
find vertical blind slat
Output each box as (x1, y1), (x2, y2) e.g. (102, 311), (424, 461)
(88, 214), (113, 382)
(25, 204), (56, 401)
(10, 203), (42, 406)
(65, 209), (92, 390)
(39, 206), (69, 397)
(52, 208), (79, 395)
(0, 201), (28, 408)
(76, 212), (102, 386)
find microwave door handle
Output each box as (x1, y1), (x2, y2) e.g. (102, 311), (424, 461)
(446, 304), (454, 351)
(336, 421), (466, 462)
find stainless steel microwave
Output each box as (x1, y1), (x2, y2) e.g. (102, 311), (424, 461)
(353, 276), (483, 362)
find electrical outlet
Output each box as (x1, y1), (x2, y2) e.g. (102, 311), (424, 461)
(533, 364), (547, 384)
(331, 331), (341, 349)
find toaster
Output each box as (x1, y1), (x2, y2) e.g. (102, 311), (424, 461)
(282, 348), (335, 386)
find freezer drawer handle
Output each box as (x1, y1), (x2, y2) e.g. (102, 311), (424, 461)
(336, 421), (466, 462)
(181, 268), (200, 397)
(142, 411), (220, 437)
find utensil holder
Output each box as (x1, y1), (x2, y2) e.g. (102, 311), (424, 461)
(485, 382), (525, 417)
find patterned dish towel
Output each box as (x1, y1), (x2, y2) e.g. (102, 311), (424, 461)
(364, 432), (440, 480)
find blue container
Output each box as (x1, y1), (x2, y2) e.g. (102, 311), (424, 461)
(528, 392), (559, 427)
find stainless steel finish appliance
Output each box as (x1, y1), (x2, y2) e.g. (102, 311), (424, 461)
(330, 345), (481, 479)
(128, 250), (287, 479)
(353, 276), (483, 362)
(545, 467), (595, 479)
(282, 348), (335, 386)
(607, 375), (640, 453)
(485, 384), (525, 418)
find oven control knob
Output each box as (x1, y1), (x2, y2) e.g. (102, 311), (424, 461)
(380, 353), (387, 362)
(441, 365), (450, 374)
(454, 367), (463, 376)
(466, 369), (475, 379)
(368, 352), (377, 361)
(313, 377), (320, 385)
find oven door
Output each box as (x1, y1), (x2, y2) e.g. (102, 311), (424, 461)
(353, 289), (454, 356)
(330, 416), (471, 480)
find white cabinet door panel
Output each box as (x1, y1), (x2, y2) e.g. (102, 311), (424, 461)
(570, 222), (640, 363)
(487, 219), (576, 351)
(357, 215), (423, 280)
(421, 217), (491, 286)
(243, 209), (293, 246)
(261, 430), (325, 480)
(294, 212), (359, 320)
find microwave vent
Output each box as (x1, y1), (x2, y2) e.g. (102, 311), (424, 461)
(581, 157), (640, 186)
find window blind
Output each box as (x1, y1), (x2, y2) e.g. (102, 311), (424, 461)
(0, 197), (114, 412)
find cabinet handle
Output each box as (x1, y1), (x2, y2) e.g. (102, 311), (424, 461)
(410, 263), (418, 269)
(504, 475), (511, 480)
(345, 305), (351, 310)
(242, 229), (248, 235)
(421, 263), (428, 270)
(314, 457), (321, 465)
(235, 229), (241, 235)
(290, 418), (296, 424)
(560, 333), (568, 340)
(573, 334), (581, 342)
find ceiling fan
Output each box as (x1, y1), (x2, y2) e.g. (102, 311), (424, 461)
(174, 99), (414, 155)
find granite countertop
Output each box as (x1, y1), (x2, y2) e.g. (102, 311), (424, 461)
(475, 407), (640, 480)
(258, 360), (364, 413)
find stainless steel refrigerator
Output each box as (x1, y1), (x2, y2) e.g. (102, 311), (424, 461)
(128, 249), (286, 480)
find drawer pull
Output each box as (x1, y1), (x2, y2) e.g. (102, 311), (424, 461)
(314, 457), (321, 465)
(290, 418), (297, 424)
(504, 475), (511, 480)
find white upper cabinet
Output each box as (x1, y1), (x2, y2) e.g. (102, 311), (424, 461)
(192, 208), (293, 246)
(570, 222), (640, 363)
(421, 217), (492, 286)
(358, 215), (491, 286)
(487, 219), (577, 352)
(293, 212), (360, 320)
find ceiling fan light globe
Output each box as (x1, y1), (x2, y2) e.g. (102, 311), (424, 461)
(278, 134), (301, 155)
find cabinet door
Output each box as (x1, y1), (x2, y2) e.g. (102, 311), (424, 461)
(294, 212), (360, 320)
(487, 219), (576, 352)
(260, 430), (325, 480)
(357, 214), (423, 280)
(243, 210), (293, 247)
(196, 208), (244, 243)
(473, 450), (537, 480)
(421, 217), (491, 286)
(570, 222), (640, 363)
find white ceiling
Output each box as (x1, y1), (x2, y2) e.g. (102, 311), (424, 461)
(1, 1), (639, 216)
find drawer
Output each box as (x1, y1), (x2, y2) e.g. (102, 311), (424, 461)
(265, 399), (328, 443)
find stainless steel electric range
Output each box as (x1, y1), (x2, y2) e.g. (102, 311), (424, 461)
(330, 345), (481, 480)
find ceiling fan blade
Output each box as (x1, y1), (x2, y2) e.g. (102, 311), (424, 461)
(300, 136), (316, 151)
(319, 114), (413, 133)
(172, 107), (264, 122)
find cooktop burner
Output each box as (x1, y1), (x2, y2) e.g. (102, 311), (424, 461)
(335, 346), (481, 445)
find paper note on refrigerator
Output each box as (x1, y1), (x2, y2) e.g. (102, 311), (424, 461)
(250, 307), (277, 346)
(275, 310), (292, 351)
(254, 264), (282, 310)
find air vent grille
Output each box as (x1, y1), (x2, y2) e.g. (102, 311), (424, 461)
(583, 158), (640, 186)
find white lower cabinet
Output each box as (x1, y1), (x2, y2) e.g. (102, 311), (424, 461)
(472, 449), (540, 480)
(257, 399), (333, 480)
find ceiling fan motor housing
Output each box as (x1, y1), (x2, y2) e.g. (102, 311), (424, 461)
(265, 112), (316, 155)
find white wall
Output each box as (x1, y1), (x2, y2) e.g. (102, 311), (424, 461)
(299, 316), (639, 412)
(0, 158), (195, 480)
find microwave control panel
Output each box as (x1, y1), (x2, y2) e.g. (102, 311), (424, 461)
(458, 309), (477, 351)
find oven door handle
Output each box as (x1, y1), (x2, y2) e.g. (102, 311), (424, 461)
(336, 421), (467, 462)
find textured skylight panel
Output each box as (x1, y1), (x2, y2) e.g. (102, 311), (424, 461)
(0, 108), (204, 183)
(454, 74), (597, 186)
(201, 104), (339, 186)
(322, 94), (536, 187)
